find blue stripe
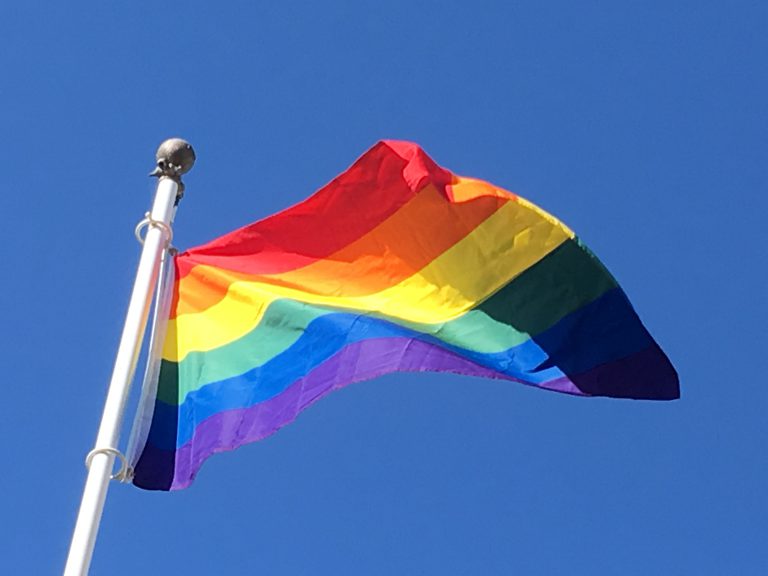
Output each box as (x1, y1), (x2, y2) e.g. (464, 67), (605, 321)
(146, 287), (653, 450)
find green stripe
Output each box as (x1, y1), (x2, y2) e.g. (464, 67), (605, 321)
(479, 237), (616, 334)
(157, 238), (617, 405)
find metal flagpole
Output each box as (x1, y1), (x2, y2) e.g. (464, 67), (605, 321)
(63, 139), (195, 576)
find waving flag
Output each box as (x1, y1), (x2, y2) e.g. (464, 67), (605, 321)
(130, 141), (678, 490)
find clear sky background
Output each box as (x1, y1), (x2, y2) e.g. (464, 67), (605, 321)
(0, 1), (765, 574)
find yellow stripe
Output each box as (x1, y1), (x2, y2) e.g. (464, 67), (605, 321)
(164, 198), (574, 362)
(173, 183), (508, 315)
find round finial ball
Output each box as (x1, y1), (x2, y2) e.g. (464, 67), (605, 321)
(155, 138), (196, 176)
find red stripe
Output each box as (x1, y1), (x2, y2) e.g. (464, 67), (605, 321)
(176, 141), (453, 279)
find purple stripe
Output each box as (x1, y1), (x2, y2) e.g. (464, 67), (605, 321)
(135, 337), (675, 490)
(167, 337), (581, 489)
(567, 342), (679, 400)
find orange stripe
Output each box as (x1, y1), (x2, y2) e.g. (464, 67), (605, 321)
(173, 179), (512, 318)
(174, 141), (454, 280)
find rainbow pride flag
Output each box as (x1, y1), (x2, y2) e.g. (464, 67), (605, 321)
(130, 141), (679, 490)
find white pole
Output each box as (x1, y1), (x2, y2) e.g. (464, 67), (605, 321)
(64, 140), (195, 576)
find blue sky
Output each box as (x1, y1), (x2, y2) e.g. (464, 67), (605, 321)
(1, 1), (765, 574)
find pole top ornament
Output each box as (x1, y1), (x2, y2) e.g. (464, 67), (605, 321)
(150, 138), (196, 179)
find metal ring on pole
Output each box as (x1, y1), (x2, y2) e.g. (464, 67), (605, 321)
(134, 212), (173, 247)
(84, 448), (133, 483)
